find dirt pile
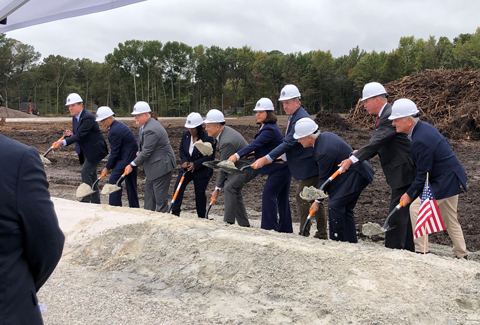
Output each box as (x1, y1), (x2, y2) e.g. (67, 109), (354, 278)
(347, 68), (480, 139)
(315, 110), (352, 130)
(0, 106), (36, 118)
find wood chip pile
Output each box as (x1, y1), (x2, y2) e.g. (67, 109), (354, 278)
(346, 68), (480, 140)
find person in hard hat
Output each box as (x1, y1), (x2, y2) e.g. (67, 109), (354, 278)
(294, 118), (374, 243)
(53, 93), (108, 204)
(338, 82), (416, 251)
(228, 98), (293, 233)
(389, 98), (468, 258)
(204, 109), (258, 227)
(95, 106), (139, 208)
(124, 101), (176, 212)
(171, 112), (215, 218)
(253, 85), (327, 239)
(0, 134), (64, 323)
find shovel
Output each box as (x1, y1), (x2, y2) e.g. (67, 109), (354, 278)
(205, 196), (216, 219)
(76, 173), (106, 198)
(203, 160), (245, 174)
(168, 170), (189, 213)
(101, 171), (127, 195)
(42, 134), (65, 157)
(239, 158), (283, 171)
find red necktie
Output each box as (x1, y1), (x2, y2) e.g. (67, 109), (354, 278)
(375, 116), (380, 126)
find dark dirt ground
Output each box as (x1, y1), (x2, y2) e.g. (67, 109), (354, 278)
(2, 116), (479, 252)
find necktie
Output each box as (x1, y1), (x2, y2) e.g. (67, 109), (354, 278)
(139, 126), (144, 150)
(375, 116), (380, 127)
(73, 117), (80, 154)
(285, 116), (292, 135)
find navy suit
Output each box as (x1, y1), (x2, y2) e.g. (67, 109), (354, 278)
(315, 132), (374, 243)
(65, 109), (108, 203)
(172, 129), (215, 218)
(105, 120), (139, 208)
(237, 123), (293, 233)
(0, 135), (64, 324)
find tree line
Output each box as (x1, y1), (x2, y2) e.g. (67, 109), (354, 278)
(1, 28), (480, 117)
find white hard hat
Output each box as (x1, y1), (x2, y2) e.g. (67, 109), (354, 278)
(203, 109), (225, 123)
(388, 98), (420, 120)
(185, 112), (203, 128)
(131, 101), (152, 115)
(253, 98), (274, 111)
(361, 82), (387, 101)
(95, 106), (115, 122)
(65, 93), (83, 106)
(278, 84), (301, 101)
(293, 117), (319, 139)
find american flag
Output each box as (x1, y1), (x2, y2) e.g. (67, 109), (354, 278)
(413, 179), (445, 239)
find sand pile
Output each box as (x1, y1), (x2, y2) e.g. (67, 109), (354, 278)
(38, 198), (480, 324)
(0, 106), (36, 118)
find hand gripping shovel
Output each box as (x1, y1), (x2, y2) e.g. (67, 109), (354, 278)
(168, 170), (188, 214)
(239, 158), (283, 171)
(76, 173), (106, 198)
(101, 171), (127, 195)
(300, 169), (342, 236)
(205, 196), (216, 219)
(203, 160), (245, 174)
(361, 201), (405, 237)
(43, 134), (65, 157)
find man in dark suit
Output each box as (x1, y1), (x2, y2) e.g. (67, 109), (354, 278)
(0, 135), (65, 324)
(295, 118), (374, 243)
(53, 93), (108, 204)
(95, 106), (139, 208)
(125, 101), (177, 212)
(339, 82), (416, 251)
(205, 109), (258, 227)
(253, 84), (327, 239)
(389, 98), (468, 258)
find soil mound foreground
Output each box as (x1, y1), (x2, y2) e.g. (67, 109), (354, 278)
(39, 198), (480, 324)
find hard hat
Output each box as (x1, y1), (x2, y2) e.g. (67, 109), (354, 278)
(361, 82), (387, 101)
(203, 109), (225, 123)
(95, 106), (115, 122)
(253, 98), (274, 111)
(293, 117), (319, 139)
(278, 84), (301, 101)
(131, 101), (152, 115)
(65, 93), (83, 106)
(388, 98), (420, 120)
(185, 112), (203, 128)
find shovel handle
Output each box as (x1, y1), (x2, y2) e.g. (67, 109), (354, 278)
(210, 197), (216, 204)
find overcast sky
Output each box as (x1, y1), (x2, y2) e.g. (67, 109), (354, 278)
(5, 0), (480, 63)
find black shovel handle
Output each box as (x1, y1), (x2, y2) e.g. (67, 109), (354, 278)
(382, 201), (404, 230)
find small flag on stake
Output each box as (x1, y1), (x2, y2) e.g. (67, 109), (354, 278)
(414, 178), (445, 239)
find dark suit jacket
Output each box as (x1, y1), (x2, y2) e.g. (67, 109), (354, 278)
(406, 121), (467, 200)
(236, 123), (288, 176)
(315, 132), (374, 199)
(105, 120), (138, 171)
(354, 103), (416, 190)
(267, 107), (318, 181)
(179, 129), (215, 179)
(65, 109), (108, 165)
(0, 135), (64, 324)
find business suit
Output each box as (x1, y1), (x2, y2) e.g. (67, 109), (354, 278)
(0, 135), (64, 324)
(406, 121), (467, 257)
(105, 120), (139, 208)
(65, 109), (108, 203)
(172, 129), (215, 218)
(267, 107), (326, 238)
(133, 117), (177, 212)
(216, 126), (258, 226)
(354, 103), (416, 250)
(237, 123), (293, 232)
(315, 132), (374, 243)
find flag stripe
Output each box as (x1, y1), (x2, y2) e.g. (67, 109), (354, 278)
(413, 179), (445, 240)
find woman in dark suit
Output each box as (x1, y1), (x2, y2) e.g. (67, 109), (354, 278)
(229, 98), (293, 232)
(172, 112), (215, 218)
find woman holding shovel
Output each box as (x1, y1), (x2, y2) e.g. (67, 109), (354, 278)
(171, 112), (215, 218)
(229, 98), (293, 233)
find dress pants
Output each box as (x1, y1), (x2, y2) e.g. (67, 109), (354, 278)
(296, 175), (327, 238)
(80, 157), (100, 204)
(144, 170), (173, 212)
(261, 165), (293, 233)
(223, 168), (258, 227)
(384, 185), (415, 251)
(328, 191), (363, 243)
(108, 167), (139, 208)
(172, 170), (211, 219)
(410, 194), (467, 258)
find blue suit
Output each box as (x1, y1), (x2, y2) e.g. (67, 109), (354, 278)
(237, 123), (293, 233)
(406, 121), (467, 200)
(315, 132), (374, 243)
(172, 129), (215, 218)
(105, 120), (139, 208)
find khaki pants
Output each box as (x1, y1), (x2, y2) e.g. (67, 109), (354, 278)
(296, 176), (327, 238)
(410, 195), (467, 258)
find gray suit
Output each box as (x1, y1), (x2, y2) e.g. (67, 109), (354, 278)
(133, 117), (177, 212)
(217, 126), (258, 226)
